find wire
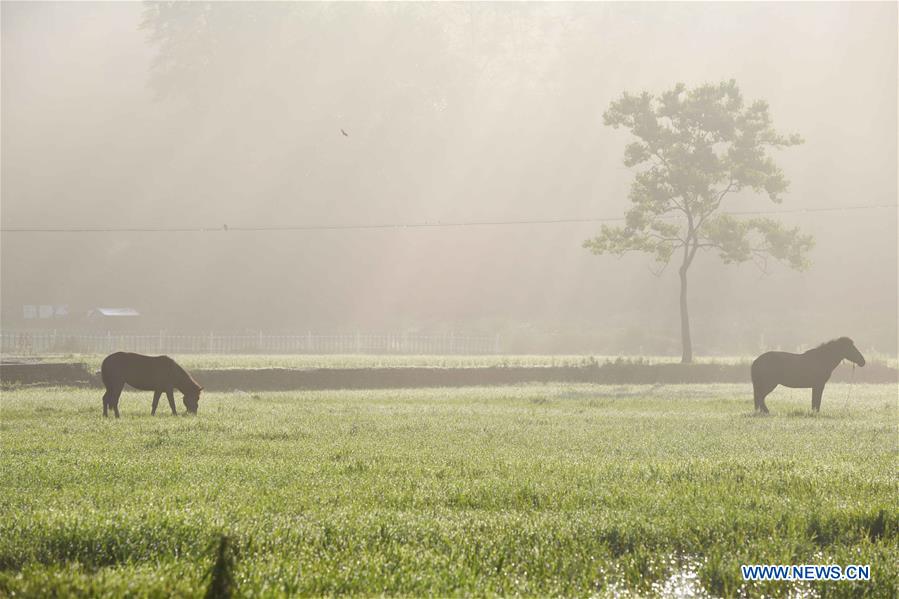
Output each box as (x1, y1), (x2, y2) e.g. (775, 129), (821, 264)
(1, 203), (895, 233)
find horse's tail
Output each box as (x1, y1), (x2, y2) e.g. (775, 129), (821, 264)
(100, 354), (111, 386)
(100, 352), (124, 386)
(749, 355), (761, 383)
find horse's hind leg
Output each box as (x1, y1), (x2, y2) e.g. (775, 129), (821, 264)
(101, 371), (125, 417)
(752, 381), (772, 414)
(103, 392), (121, 418)
(758, 390), (772, 414)
(102, 385), (121, 418)
(110, 392), (121, 418)
(103, 381), (124, 418)
(811, 385), (824, 412)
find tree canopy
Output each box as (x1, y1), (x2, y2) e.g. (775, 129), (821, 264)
(585, 80), (813, 274)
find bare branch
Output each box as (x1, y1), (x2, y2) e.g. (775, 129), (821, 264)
(647, 261), (670, 278)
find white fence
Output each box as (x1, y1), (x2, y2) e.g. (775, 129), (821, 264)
(1, 330), (501, 355)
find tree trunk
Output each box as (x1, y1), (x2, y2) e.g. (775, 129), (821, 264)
(679, 265), (693, 363)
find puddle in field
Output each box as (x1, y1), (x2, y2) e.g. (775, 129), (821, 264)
(598, 555), (710, 598)
(601, 554), (821, 599)
(652, 570), (711, 599)
(651, 559), (709, 598)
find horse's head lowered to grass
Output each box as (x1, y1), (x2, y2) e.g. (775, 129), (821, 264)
(172, 360), (203, 415)
(182, 386), (202, 415)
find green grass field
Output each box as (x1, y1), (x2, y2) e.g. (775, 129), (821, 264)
(1, 383), (896, 597)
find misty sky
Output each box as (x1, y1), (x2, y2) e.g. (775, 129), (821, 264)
(2, 2), (896, 354)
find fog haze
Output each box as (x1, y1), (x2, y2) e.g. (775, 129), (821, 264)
(2, 1), (896, 355)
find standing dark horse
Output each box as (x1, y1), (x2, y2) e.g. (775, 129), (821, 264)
(751, 337), (865, 413)
(101, 352), (203, 418)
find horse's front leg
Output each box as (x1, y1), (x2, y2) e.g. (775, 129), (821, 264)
(811, 385), (824, 412)
(151, 391), (162, 415)
(166, 390), (177, 415)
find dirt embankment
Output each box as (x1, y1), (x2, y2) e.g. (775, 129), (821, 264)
(1, 362), (98, 387)
(1, 360), (894, 390)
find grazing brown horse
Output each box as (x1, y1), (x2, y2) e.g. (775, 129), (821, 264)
(751, 337), (865, 414)
(101, 352), (202, 418)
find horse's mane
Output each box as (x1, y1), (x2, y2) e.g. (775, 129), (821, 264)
(163, 356), (203, 392)
(809, 337), (852, 353)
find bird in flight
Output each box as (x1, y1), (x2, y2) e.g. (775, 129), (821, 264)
(341, 129), (349, 137)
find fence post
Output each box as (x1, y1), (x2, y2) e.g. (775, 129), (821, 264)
(209, 332), (215, 353)
(494, 334), (501, 354)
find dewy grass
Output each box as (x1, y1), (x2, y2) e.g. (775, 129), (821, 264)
(1, 384), (896, 597)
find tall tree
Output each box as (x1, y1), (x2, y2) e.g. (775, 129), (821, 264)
(584, 80), (813, 363)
